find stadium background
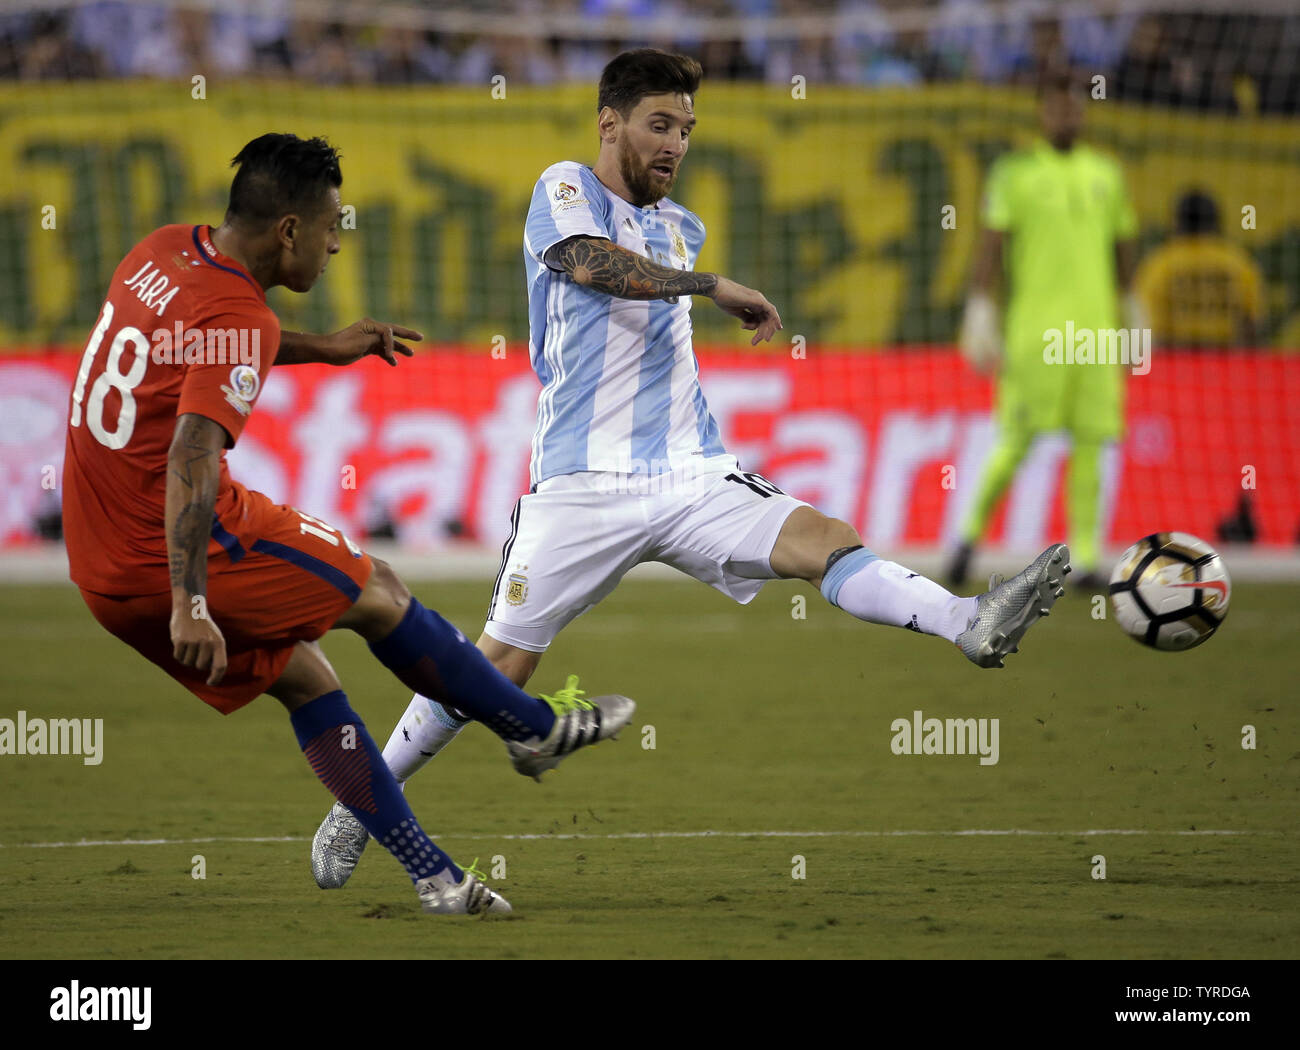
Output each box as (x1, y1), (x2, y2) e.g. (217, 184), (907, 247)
(1, 0), (1298, 563)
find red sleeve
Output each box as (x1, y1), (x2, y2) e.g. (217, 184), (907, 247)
(176, 308), (280, 446)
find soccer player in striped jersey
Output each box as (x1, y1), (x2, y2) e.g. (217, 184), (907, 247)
(311, 50), (1071, 888)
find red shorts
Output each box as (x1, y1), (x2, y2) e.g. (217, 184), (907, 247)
(79, 488), (373, 715)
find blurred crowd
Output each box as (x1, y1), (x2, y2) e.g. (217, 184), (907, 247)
(2, 0), (1297, 114)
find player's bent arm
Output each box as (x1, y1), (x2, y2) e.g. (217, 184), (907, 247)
(547, 237), (782, 344)
(165, 412), (228, 685)
(548, 236), (718, 300)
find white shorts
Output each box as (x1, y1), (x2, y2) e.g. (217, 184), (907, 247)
(484, 457), (809, 652)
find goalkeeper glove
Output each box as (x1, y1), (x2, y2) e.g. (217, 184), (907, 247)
(1122, 290), (1151, 335)
(959, 292), (1002, 375)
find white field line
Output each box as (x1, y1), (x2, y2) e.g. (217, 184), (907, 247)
(0, 828), (1280, 849)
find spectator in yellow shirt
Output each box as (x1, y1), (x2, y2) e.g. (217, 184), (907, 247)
(1135, 191), (1263, 348)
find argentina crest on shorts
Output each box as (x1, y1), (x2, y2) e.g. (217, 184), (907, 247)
(506, 572), (529, 606)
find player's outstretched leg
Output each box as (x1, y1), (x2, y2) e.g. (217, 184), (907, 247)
(337, 560), (634, 779)
(820, 545), (981, 642)
(778, 508), (982, 643)
(954, 543), (1071, 668)
(776, 508), (1067, 668)
(273, 646), (510, 915)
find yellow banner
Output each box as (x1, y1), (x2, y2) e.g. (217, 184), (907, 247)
(2, 81), (1297, 348)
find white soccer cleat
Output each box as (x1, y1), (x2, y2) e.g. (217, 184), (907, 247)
(311, 800), (370, 889)
(416, 863), (513, 916)
(956, 543), (1070, 668)
(506, 675), (635, 782)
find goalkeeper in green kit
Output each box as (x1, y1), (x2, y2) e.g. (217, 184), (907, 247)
(947, 67), (1143, 592)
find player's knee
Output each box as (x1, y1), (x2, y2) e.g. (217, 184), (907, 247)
(370, 558), (412, 613)
(773, 508), (863, 582)
(369, 558), (410, 601)
(270, 642), (342, 713)
(276, 679), (336, 713)
(347, 558), (411, 641)
(822, 517), (862, 553)
(814, 518), (864, 585)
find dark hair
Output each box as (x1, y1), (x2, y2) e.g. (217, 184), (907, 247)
(1176, 190), (1220, 234)
(597, 48), (702, 117)
(225, 133), (342, 228)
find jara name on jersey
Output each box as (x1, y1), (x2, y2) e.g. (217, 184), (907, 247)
(122, 261), (180, 317)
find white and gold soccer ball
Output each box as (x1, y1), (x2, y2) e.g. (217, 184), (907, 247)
(1109, 532), (1231, 651)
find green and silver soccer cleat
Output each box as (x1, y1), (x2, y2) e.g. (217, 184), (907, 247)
(416, 858), (512, 916)
(506, 675), (635, 781)
(956, 543), (1071, 668)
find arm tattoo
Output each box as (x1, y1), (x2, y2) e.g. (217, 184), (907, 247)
(169, 504), (208, 594)
(166, 415), (222, 595)
(552, 237), (717, 301)
(169, 418), (217, 490)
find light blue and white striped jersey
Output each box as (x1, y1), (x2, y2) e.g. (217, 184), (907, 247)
(523, 161), (728, 487)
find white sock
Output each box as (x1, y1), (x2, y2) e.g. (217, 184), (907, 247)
(825, 554), (977, 642)
(382, 694), (469, 785)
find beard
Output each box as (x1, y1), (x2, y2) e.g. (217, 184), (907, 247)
(618, 137), (676, 206)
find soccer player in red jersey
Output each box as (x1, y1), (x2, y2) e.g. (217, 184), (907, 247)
(63, 133), (634, 915)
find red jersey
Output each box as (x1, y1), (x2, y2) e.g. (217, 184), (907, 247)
(63, 224), (280, 595)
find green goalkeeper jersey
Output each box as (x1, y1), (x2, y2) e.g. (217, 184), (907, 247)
(982, 138), (1138, 438)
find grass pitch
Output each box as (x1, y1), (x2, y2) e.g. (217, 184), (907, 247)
(1, 575), (1296, 959)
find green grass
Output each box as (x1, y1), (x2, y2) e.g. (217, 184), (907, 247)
(1, 578), (1296, 959)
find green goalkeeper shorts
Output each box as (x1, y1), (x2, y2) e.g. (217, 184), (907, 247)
(996, 349), (1124, 441)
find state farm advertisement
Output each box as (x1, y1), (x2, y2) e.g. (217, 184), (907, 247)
(3, 349), (1297, 552)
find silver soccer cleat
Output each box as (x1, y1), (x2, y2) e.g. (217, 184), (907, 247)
(416, 866), (513, 916)
(311, 800), (370, 889)
(956, 543), (1071, 668)
(506, 676), (635, 782)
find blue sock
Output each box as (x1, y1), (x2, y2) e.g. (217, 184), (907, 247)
(821, 547), (976, 641)
(291, 691), (459, 885)
(820, 546), (880, 607)
(368, 599), (554, 742)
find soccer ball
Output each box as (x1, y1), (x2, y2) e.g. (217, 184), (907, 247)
(1108, 532), (1230, 651)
